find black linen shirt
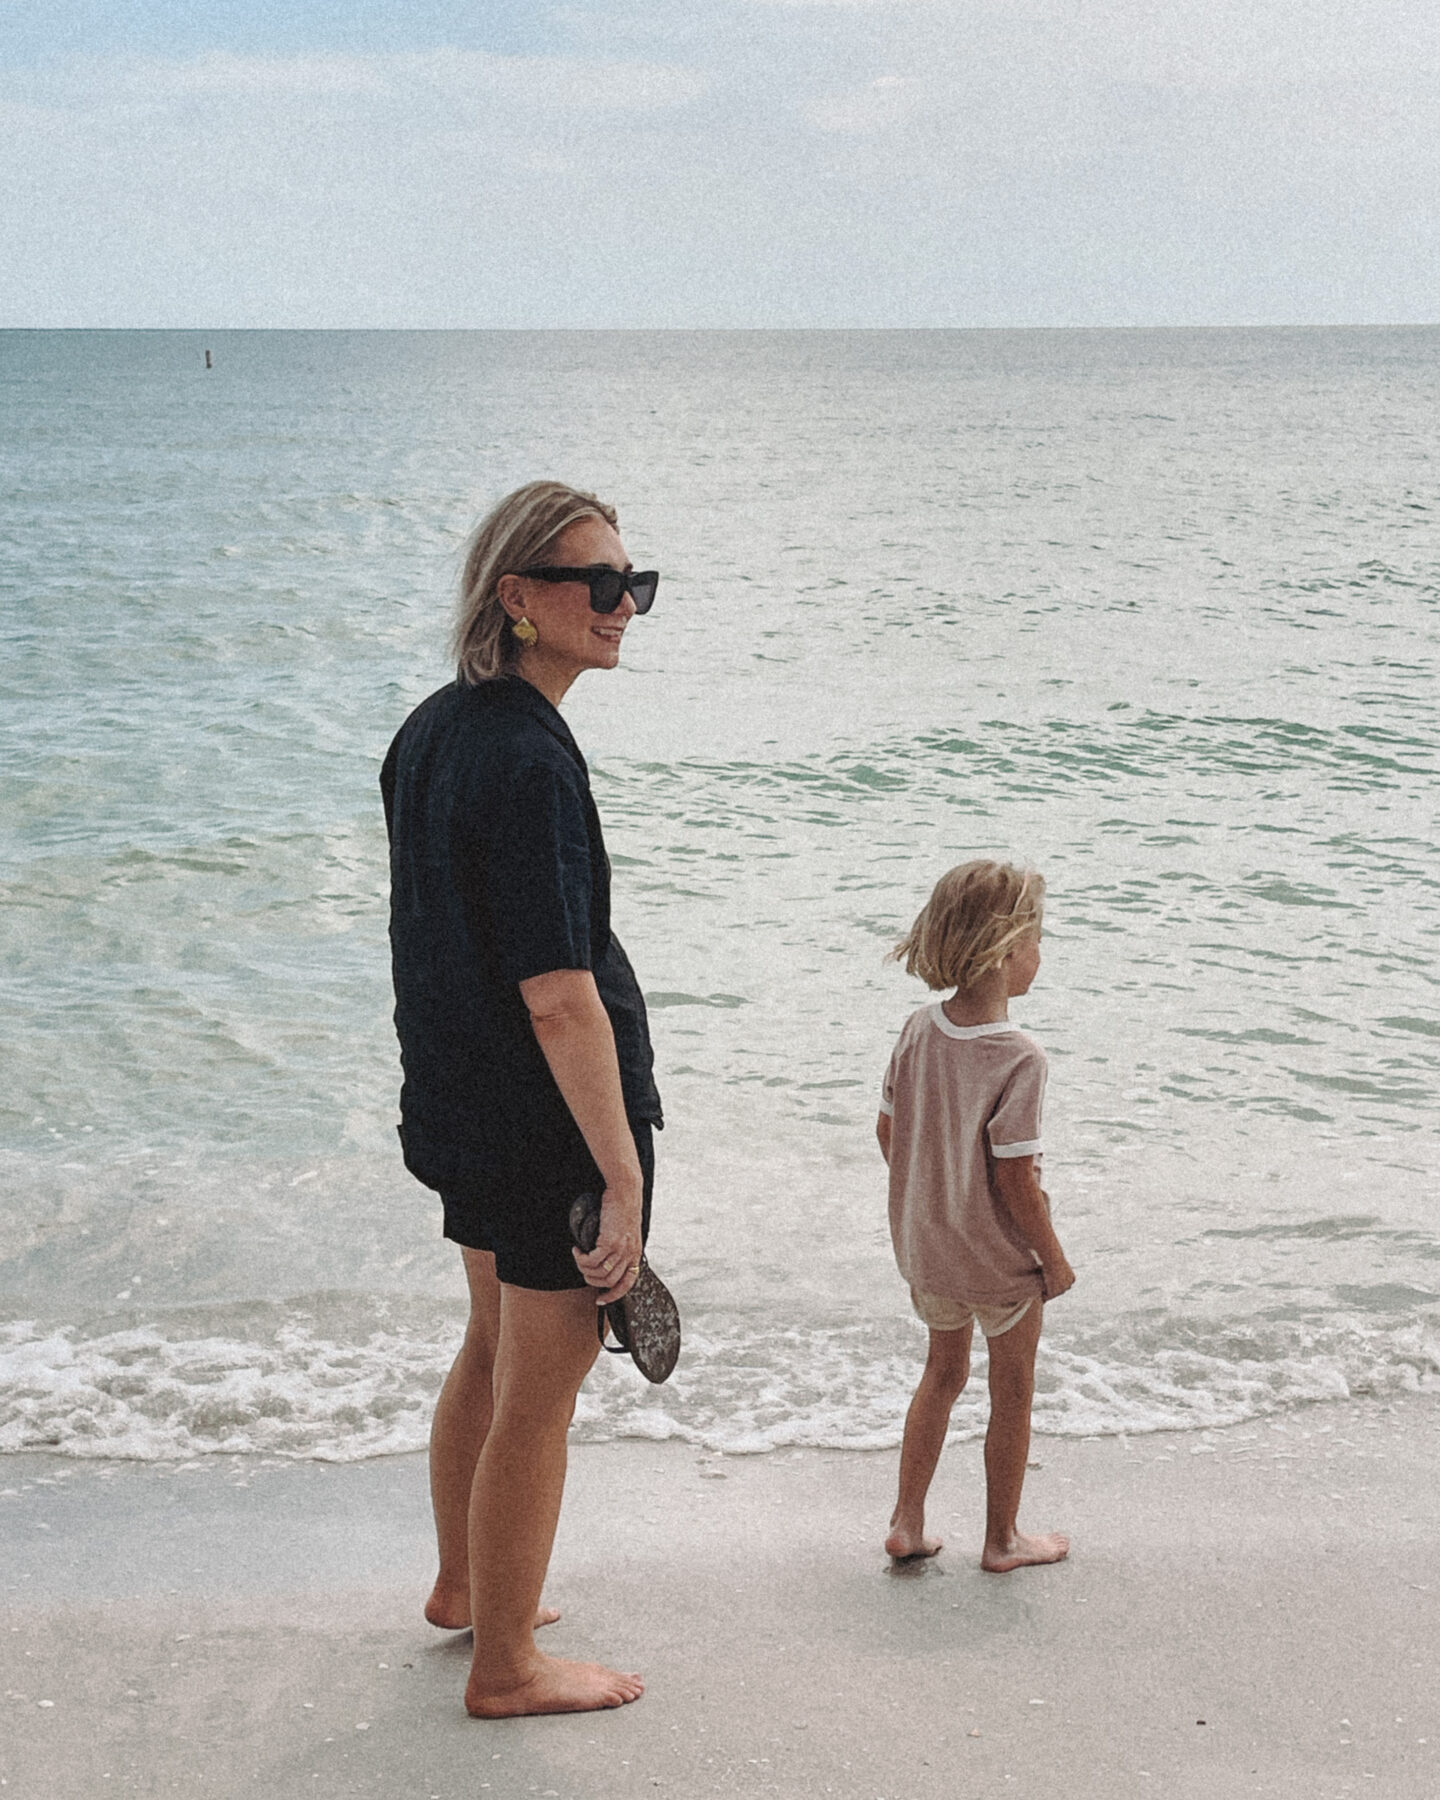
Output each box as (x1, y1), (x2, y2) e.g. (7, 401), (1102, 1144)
(380, 676), (662, 1197)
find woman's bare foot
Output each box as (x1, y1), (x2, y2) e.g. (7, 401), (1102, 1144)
(425, 1582), (559, 1632)
(465, 1654), (644, 1718)
(885, 1522), (943, 1561)
(981, 1529), (1069, 1573)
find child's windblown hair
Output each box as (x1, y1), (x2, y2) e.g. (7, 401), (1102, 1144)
(891, 860), (1045, 992)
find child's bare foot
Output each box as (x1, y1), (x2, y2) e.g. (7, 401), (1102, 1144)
(425, 1582), (559, 1632)
(981, 1530), (1069, 1573)
(465, 1654), (644, 1718)
(885, 1524), (943, 1561)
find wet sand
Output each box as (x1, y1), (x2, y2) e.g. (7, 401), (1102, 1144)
(3, 1395), (1438, 1798)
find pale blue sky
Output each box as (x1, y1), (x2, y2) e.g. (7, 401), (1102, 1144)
(3, 0), (556, 63)
(3, 0), (1438, 327)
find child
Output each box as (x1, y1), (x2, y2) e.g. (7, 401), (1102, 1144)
(877, 860), (1075, 1572)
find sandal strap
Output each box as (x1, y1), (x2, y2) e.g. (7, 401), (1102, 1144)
(596, 1308), (629, 1353)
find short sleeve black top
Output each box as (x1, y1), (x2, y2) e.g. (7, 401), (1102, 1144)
(380, 676), (662, 1196)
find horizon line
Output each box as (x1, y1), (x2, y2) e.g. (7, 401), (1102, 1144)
(4, 319), (1439, 334)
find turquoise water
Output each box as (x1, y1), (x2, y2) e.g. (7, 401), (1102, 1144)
(2, 327), (1438, 1457)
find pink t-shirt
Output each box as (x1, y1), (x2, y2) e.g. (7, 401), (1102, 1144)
(880, 1006), (1048, 1307)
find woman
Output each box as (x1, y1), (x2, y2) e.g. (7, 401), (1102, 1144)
(380, 481), (663, 1716)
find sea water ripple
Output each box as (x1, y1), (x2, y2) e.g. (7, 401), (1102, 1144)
(2, 327), (1439, 1459)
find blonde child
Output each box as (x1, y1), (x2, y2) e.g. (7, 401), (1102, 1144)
(877, 860), (1074, 1572)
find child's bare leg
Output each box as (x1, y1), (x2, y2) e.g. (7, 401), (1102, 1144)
(980, 1300), (1068, 1573)
(886, 1325), (972, 1559)
(426, 1247), (558, 1632)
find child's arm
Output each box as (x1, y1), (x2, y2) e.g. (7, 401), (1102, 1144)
(876, 1110), (892, 1165)
(993, 1156), (1075, 1299)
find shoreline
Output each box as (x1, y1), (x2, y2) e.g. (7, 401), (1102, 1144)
(3, 1393), (1439, 1798)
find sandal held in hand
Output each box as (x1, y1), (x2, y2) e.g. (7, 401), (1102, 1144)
(569, 1192), (681, 1385)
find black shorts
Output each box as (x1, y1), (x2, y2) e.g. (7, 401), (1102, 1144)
(440, 1121), (655, 1291)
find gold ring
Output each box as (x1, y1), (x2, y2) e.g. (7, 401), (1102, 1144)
(628, 1261), (641, 1274)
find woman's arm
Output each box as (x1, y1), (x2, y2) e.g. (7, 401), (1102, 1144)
(519, 966), (644, 1303)
(992, 1155), (1075, 1299)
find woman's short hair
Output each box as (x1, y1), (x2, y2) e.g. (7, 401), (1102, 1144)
(452, 481), (619, 684)
(891, 860), (1045, 992)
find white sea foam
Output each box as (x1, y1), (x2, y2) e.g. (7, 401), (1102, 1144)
(0, 1317), (444, 1462)
(3, 1309), (1436, 1463)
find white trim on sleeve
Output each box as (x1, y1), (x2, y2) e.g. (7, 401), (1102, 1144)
(991, 1137), (1042, 1158)
(877, 1096), (895, 1116)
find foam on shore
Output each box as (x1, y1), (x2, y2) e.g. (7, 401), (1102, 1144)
(3, 1299), (1437, 1461)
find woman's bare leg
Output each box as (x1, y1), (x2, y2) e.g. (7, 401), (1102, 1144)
(426, 1248), (559, 1630)
(885, 1324), (972, 1559)
(980, 1300), (1069, 1572)
(464, 1282), (643, 1717)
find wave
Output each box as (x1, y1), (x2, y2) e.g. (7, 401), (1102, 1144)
(2, 1303), (1436, 1462)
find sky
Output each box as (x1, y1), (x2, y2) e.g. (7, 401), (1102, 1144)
(2, 0), (1438, 327)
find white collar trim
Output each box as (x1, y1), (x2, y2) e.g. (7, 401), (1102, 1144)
(928, 1006), (1019, 1041)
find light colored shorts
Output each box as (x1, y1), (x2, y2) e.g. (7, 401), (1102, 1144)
(910, 1287), (1034, 1339)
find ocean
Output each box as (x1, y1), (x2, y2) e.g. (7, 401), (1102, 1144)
(2, 326), (1437, 1461)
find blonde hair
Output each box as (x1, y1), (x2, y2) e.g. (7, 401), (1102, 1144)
(891, 860), (1045, 992)
(452, 481), (619, 684)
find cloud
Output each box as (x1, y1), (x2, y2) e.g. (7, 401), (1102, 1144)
(2, 4), (1438, 326)
(126, 53), (389, 100)
(804, 73), (921, 134)
(4, 45), (708, 121)
(0, 45), (718, 326)
(745, 1), (942, 7)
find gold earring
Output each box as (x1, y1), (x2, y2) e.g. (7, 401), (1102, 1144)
(511, 616), (538, 647)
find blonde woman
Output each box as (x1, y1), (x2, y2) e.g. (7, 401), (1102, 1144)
(381, 482), (662, 1715)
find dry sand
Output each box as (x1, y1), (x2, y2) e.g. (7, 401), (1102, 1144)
(3, 1395), (1438, 1799)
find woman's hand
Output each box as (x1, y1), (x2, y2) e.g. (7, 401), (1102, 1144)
(573, 1179), (644, 1304)
(519, 968), (648, 1306)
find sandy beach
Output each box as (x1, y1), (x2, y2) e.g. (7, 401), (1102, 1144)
(3, 1394), (1437, 1800)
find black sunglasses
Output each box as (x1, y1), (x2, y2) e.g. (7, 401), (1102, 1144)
(518, 565), (659, 615)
